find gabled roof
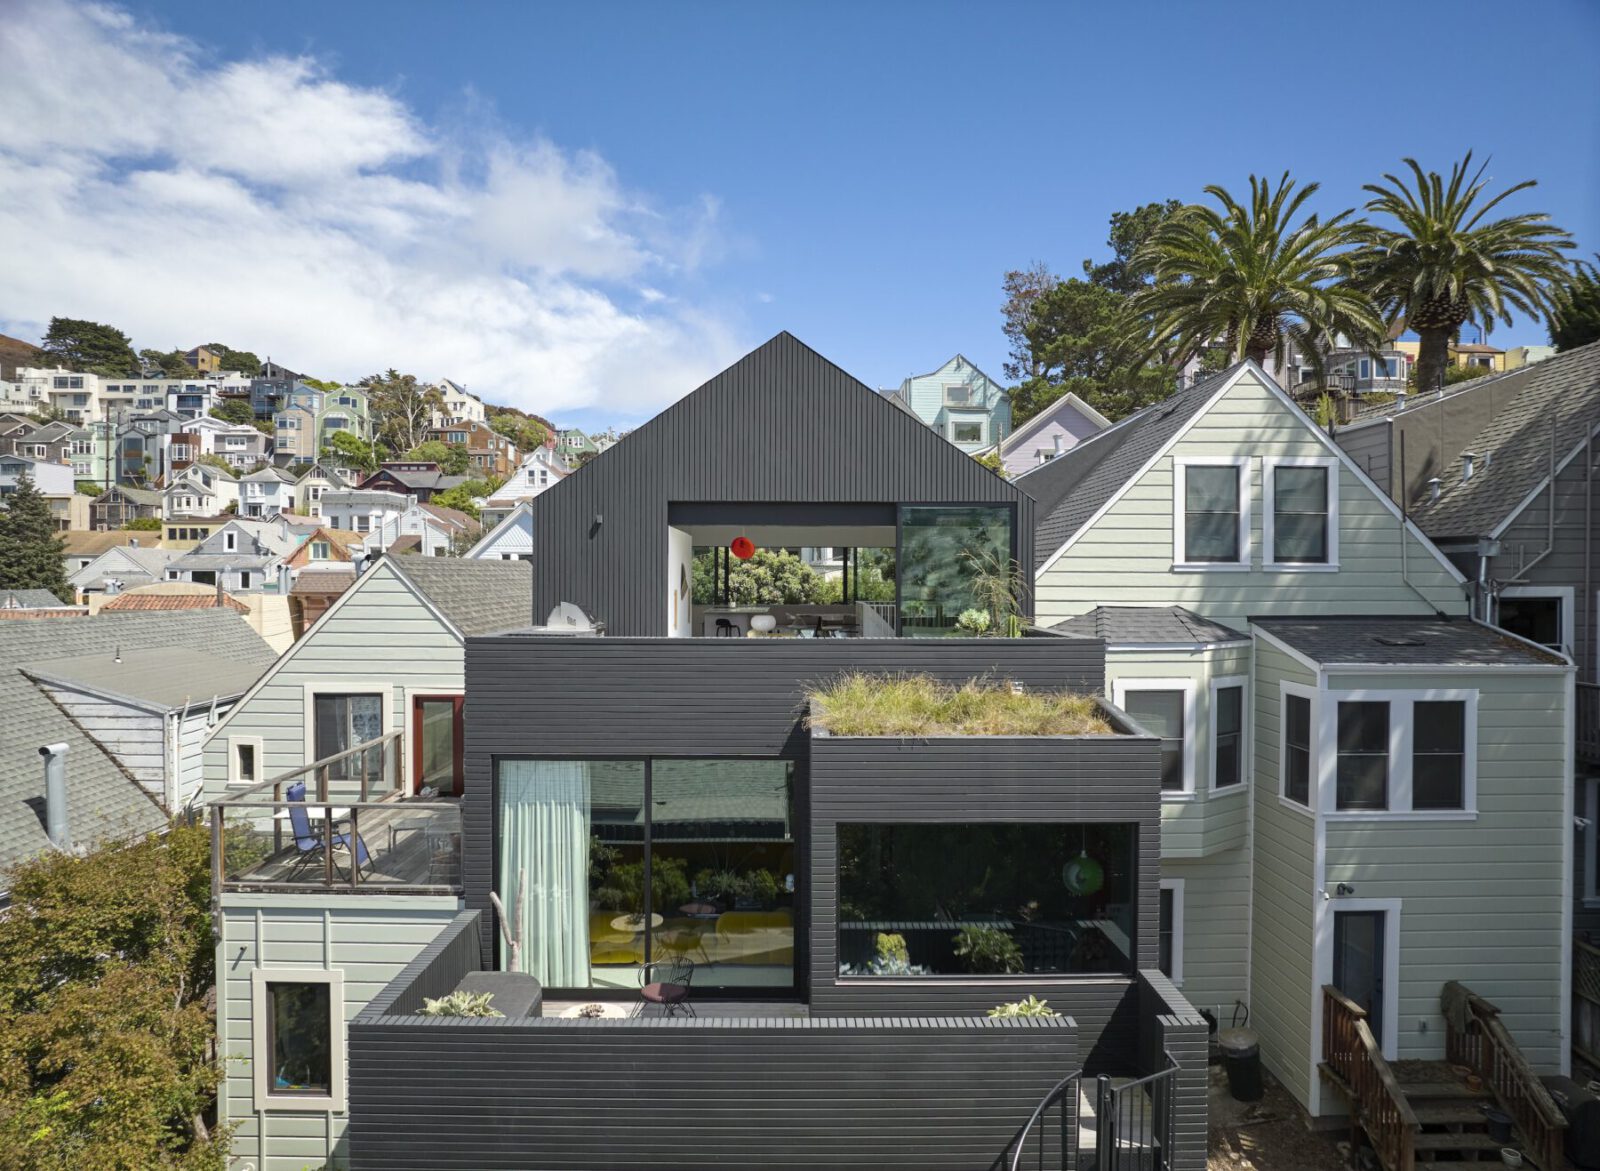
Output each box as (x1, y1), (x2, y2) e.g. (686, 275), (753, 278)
(468, 500), (533, 557)
(61, 531), (164, 556)
(243, 466), (294, 483)
(1018, 366), (1242, 571)
(389, 557), (533, 635)
(1052, 606), (1249, 647)
(26, 635), (277, 709)
(95, 484), (163, 506)
(1404, 341), (1600, 540)
(0, 610), (274, 881)
(418, 502), (477, 532)
(1001, 392), (1112, 456)
(0, 589), (69, 610)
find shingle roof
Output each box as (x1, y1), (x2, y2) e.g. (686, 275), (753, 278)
(391, 556), (533, 636)
(1018, 366), (1243, 570)
(101, 591), (251, 614)
(1253, 616), (1566, 667)
(289, 568), (357, 595)
(0, 589), (71, 610)
(99, 485), (164, 506)
(1052, 606), (1249, 646)
(1407, 341), (1600, 539)
(0, 610), (275, 882)
(167, 553), (276, 571)
(61, 531), (165, 556)
(26, 636), (277, 709)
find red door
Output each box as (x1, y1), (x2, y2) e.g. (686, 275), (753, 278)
(412, 695), (465, 797)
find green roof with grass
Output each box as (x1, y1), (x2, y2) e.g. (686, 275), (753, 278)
(806, 673), (1114, 737)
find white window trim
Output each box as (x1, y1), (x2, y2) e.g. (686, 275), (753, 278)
(1315, 897), (1402, 1060)
(1159, 877), (1185, 986)
(1263, 456), (1340, 571)
(1112, 676), (1197, 798)
(1279, 681), (1318, 817)
(228, 734), (264, 788)
(223, 530), (237, 553)
(302, 682), (395, 769)
(1496, 585), (1574, 659)
(1210, 675), (1250, 794)
(1321, 688), (1478, 818)
(1171, 456), (1252, 571)
(251, 967), (345, 1112)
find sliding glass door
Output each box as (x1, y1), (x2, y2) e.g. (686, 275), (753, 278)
(495, 758), (795, 992)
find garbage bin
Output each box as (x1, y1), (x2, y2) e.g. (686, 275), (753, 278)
(1218, 1027), (1263, 1102)
(1542, 1075), (1600, 1170)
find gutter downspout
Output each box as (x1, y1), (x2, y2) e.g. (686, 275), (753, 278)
(1399, 431), (1452, 618)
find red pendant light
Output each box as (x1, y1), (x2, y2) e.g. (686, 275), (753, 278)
(730, 536), (755, 560)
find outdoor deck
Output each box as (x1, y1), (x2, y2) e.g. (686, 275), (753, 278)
(225, 800), (461, 892)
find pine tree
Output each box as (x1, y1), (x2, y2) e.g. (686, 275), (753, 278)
(0, 472), (73, 602)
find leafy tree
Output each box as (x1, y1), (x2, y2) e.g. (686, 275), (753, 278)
(1134, 174), (1384, 375)
(489, 411), (550, 453)
(1001, 262), (1059, 382)
(208, 399), (255, 426)
(1010, 278), (1176, 423)
(121, 516), (162, 531)
(1082, 199), (1182, 295)
(40, 317), (136, 375)
(0, 822), (226, 1168)
(431, 484), (483, 520)
(202, 344), (261, 377)
(28, 404), (67, 425)
(0, 473), (71, 602)
(690, 548), (829, 606)
(362, 370), (443, 454)
(1551, 256), (1600, 352)
(974, 450), (1006, 478)
(139, 348), (190, 378)
(322, 430), (378, 474)
(195, 453), (236, 475)
(1356, 153), (1574, 395)
(405, 440), (470, 476)
(300, 377), (342, 392)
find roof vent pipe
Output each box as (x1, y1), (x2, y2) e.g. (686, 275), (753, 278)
(1462, 453), (1477, 482)
(1053, 433), (1064, 457)
(1394, 389), (1407, 412)
(1428, 477), (1442, 503)
(40, 743), (69, 851)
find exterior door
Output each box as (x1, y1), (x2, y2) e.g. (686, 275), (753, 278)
(412, 695), (464, 797)
(1333, 910), (1386, 1047)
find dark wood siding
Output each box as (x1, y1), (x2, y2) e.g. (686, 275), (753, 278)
(807, 729), (1161, 1072)
(524, 333), (1035, 635)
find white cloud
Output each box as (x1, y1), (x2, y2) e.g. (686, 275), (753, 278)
(0, 0), (745, 420)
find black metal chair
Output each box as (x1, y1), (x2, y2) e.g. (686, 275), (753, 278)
(641, 956), (696, 1017)
(714, 619), (737, 638)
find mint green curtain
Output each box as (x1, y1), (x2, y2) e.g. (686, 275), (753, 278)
(497, 761), (591, 986)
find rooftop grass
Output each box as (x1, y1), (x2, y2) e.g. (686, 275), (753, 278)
(806, 673), (1113, 737)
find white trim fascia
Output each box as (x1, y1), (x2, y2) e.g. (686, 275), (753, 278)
(1247, 360), (1469, 588)
(201, 559), (461, 749)
(1320, 662), (1568, 676)
(1280, 679), (1320, 811)
(250, 966), (346, 1113)
(1320, 686), (1478, 815)
(1172, 454), (1254, 570)
(1210, 674), (1250, 793)
(1314, 897), (1403, 1062)
(1002, 391), (1112, 455)
(1263, 456), (1340, 570)
(1495, 585), (1576, 661)
(466, 499), (532, 559)
(1112, 676), (1198, 795)
(1035, 364), (1254, 575)
(1159, 877), (1185, 986)
(1251, 625), (1324, 678)
(1104, 640), (1254, 653)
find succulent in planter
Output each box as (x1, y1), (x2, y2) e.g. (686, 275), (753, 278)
(419, 990), (503, 1018)
(838, 932), (931, 977)
(988, 995), (1060, 1018)
(953, 924), (1024, 974)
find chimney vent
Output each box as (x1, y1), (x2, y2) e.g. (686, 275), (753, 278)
(1052, 433), (1063, 457)
(1394, 389), (1407, 412)
(1428, 477), (1442, 502)
(40, 743), (70, 850)
(1462, 452), (1477, 482)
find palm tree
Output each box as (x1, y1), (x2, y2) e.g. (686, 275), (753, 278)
(1356, 153), (1573, 394)
(1133, 174), (1384, 380)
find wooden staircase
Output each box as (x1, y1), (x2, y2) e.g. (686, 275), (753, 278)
(1319, 984), (1569, 1170)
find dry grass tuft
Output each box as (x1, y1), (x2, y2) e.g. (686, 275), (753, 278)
(807, 673), (1113, 737)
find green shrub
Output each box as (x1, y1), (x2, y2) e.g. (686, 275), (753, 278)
(953, 924), (1024, 974)
(419, 990), (502, 1018)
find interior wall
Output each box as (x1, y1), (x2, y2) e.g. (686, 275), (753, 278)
(666, 525), (694, 637)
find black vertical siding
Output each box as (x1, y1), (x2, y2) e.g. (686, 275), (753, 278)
(525, 333), (1036, 635)
(807, 730), (1161, 1073)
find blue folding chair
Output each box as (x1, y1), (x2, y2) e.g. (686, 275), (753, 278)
(285, 780), (371, 880)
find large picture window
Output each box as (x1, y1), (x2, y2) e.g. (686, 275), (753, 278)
(496, 759), (794, 991)
(1121, 690), (1186, 792)
(836, 822), (1137, 977)
(897, 505), (1013, 636)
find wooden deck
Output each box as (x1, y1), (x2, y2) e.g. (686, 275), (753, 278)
(224, 801), (460, 892)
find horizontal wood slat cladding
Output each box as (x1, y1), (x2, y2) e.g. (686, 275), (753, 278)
(807, 730), (1161, 1072)
(463, 634), (1108, 974)
(524, 333), (1035, 635)
(347, 1014), (1076, 1171)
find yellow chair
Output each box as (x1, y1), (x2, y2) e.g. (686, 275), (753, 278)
(715, 909), (795, 966)
(589, 910), (645, 966)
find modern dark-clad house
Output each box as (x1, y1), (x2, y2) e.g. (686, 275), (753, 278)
(210, 335), (1205, 1171)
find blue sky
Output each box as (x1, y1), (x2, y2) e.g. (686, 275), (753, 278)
(10, 1), (1599, 430)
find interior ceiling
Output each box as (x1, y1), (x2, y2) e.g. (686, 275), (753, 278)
(675, 524), (895, 548)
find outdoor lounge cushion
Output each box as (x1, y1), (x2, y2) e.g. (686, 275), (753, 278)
(455, 971), (542, 1019)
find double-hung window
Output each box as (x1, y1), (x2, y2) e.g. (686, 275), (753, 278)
(1283, 691), (1312, 807)
(1115, 679), (1193, 795)
(1212, 679), (1246, 790)
(1175, 459), (1249, 567)
(1329, 692), (1475, 814)
(1266, 459), (1337, 567)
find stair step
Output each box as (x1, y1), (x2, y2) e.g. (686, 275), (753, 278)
(1410, 1104), (1491, 1126)
(1413, 1132), (1509, 1154)
(1400, 1080), (1491, 1100)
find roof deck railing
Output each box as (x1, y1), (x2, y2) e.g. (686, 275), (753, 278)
(210, 731), (461, 895)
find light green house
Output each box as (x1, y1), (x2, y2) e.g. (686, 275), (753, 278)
(1025, 362), (1574, 1118)
(201, 557), (531, 1171)
(883, 353), (1011, 454)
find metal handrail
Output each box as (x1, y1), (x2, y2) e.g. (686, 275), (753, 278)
(992, 1068), (1083, 1171)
